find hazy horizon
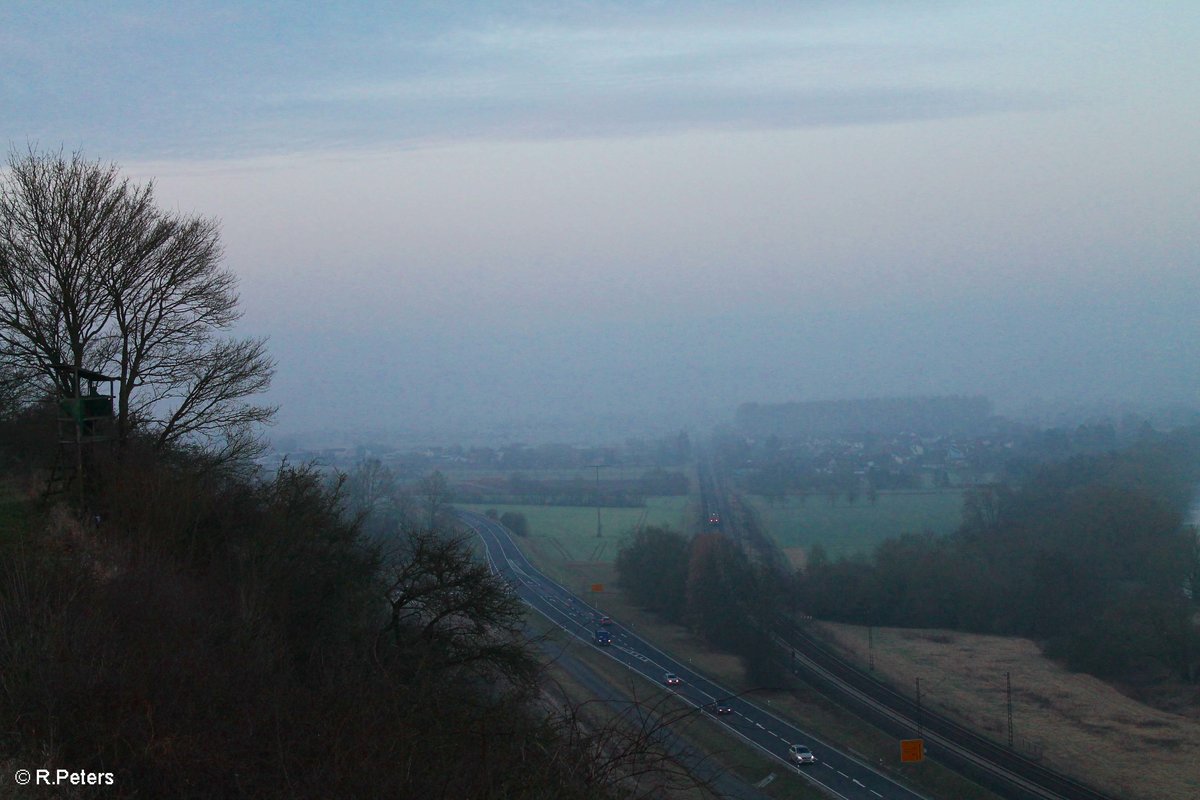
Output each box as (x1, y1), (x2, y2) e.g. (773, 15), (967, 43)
(5, 2), (1198, 442)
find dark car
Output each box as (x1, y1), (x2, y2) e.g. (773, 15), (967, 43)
(713, 704), (732, 715)
(594, 629), (612, 646)
(664, 673), (682, 686)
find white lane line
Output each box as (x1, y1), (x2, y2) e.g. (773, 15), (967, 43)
(822, 763), (834, 770)
(853, 779), (865, 787)
(871, 791), (883, 798)
(837, 771), (849, 779)
(756, 722), (765, 729)
(768, 731), (779, 738)
(463, 514), (857, 800)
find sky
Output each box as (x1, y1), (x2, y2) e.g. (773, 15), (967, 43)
(4, 1), (1199, 442)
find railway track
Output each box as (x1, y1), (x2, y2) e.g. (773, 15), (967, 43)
(696, 447), (1122, 800)
(774, 616), (1118, 800)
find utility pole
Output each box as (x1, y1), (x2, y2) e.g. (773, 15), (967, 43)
(915, 677), (923, 738)
(1007, 671), (1014, 748)
(593, 464), (606, 538)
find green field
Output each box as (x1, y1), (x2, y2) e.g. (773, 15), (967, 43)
(446, 466), (656, 482)
(748, 490), (965, 561)
(459, 497), (687, 567)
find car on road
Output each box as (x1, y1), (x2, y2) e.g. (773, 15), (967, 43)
(713, 704), (732, 715)
(594, 629), (612, 646)
(598, 615), (611, 626)
(788, 744), (817, 765)
(664, 673), (682, 686)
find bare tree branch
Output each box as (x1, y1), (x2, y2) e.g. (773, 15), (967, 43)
(0, 148), (275, 463)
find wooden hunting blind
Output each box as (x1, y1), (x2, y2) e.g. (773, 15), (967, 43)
(53, 364), (117, 444)
(47, 364), (119, 499)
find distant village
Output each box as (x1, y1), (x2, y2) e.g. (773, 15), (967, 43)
(262, 396), (1192, 502)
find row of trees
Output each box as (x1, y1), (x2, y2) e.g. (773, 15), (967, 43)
(0, 149), (274, 464)
(796, 433), (1200, 682)
(616, 432), (1200, 688)
(0, 149), (710, 796)
(616, 527), (783, 687)
(2, 434), (660, 796)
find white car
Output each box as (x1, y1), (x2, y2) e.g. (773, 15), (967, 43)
(788, 744), (817, 765)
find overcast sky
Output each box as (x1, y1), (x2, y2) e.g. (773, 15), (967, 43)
(4, 1), (1199, 441)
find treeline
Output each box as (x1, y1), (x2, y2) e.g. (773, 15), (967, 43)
(0, 425), (705, 798)
(0, 149), (699, 798)
(736, 395), (992, 438)
(453, 469), (690, 508)
(796, 430), (1200, 683)
(616, 527), (784, 687)
(484, 507), (530, 537)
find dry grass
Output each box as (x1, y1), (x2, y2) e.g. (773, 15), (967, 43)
(816, 622), (1200, 800)
(537, 626), (825, 800)
(781, 547), (807, 570)
(538, 560), (1001, 800)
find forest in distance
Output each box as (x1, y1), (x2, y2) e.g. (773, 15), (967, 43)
(616, 426), (1200, 695)
(5, 3), (1200, 795)
(0, 149), (714, 798)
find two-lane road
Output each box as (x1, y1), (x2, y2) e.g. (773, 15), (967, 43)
(459, 510), (930, 800)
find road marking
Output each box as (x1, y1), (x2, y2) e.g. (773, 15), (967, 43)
(463, 513), (860, 800)
(837, 771), (849, 779)
(753, 773), (776, 788)
(871, 792), (883, 798)
(756, 722), (765, 729)
(853, 779), (865, 787)
(768, 731), (779, 738)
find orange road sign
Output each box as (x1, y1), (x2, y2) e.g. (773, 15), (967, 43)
(900, 739), (924, 763)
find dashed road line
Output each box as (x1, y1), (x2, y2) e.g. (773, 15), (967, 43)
(853, 778), (865, 787)
(466, 514), (861, 800)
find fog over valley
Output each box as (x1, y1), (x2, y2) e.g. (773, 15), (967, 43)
(4, 5), (1200, 799)
(5, 2), (1194, 442)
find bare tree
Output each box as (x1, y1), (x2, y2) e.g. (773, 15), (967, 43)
(343, 458), (398, 519)
(418, 470), (451, 530)
(540, 679), (724, 798)
(378, 527), (535, 682)
(0, 148), (274, 462)
(0, 149), (132, 395)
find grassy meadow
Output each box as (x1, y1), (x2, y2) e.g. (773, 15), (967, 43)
(469, 496), (1004, 800)
(748, 490), (965, 563)
(817, 621), (1200, 800)
(459, 497), (689, 587)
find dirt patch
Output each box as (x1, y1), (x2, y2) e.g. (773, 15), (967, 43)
(781, 547), (807, 570)
(815, 621), (1200, 800)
